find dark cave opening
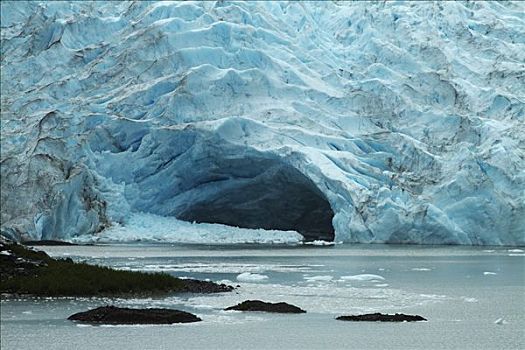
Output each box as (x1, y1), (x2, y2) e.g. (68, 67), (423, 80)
(177, 162), (335, 242)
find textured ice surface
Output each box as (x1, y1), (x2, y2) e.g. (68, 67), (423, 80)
(1, 1), (524, 244)
(72, 212), (302, 244)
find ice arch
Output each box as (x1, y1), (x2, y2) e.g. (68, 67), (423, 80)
(90, 127), (335, 241)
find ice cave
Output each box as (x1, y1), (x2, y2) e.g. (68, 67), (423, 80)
(88, 125), (335, 242)
(176, 159), (335, 241)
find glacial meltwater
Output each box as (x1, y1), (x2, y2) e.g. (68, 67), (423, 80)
(1, 244), (524, 350)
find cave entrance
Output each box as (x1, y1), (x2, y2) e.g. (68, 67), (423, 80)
(177, 162), (335, 241)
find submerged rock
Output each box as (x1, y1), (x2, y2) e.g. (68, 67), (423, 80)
(225, 300), (306, 313)
(336, 313), (427, 322)
(68, 306), (201, 324)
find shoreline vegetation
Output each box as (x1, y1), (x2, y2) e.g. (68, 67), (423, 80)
(0, 238), (233, 297)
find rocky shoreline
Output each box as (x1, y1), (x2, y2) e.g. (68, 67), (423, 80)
(0, 238), (233, 297)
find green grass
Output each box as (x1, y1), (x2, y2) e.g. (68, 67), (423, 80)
(2, 261), (186, 297)
(0, 243), (188, 297)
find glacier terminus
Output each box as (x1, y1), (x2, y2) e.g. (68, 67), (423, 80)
(1, 1), (524, 245)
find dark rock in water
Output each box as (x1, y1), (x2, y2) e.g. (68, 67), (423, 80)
(68, 306), (201, 324)
(336, 313), (427, 322)
(181, 279), (234, 293)
(225, 300), (306, 313)
(23, 240), (78, 246)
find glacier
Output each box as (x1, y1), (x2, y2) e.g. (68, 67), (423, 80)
(1, 1), (524, 245)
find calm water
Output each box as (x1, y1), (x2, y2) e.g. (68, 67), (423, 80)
(1, 244), (524, 350)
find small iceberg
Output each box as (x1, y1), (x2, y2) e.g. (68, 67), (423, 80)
(236, 272), (269, 282)
(304, 275), (333, 282)
(494, 318), (508, 325)
(304, 240), (336, 246)
(340, 274), (385, 282)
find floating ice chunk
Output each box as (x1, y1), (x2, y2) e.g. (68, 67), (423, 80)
(494, 318), (508, 325)
(304, 240), (335, 246)
(462, 297), (478, 303)
(507, 249), (524, 253)
(411, 268), (431, 271)
(419, 293), (447, 300)
(236, 272), (269, 282)
(483, 272), (497, 275)
(374, 283), (389, 288)
(304, 275), (333, 281)
(340, 274), (385, 281)
(217, 279), (233, 285)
